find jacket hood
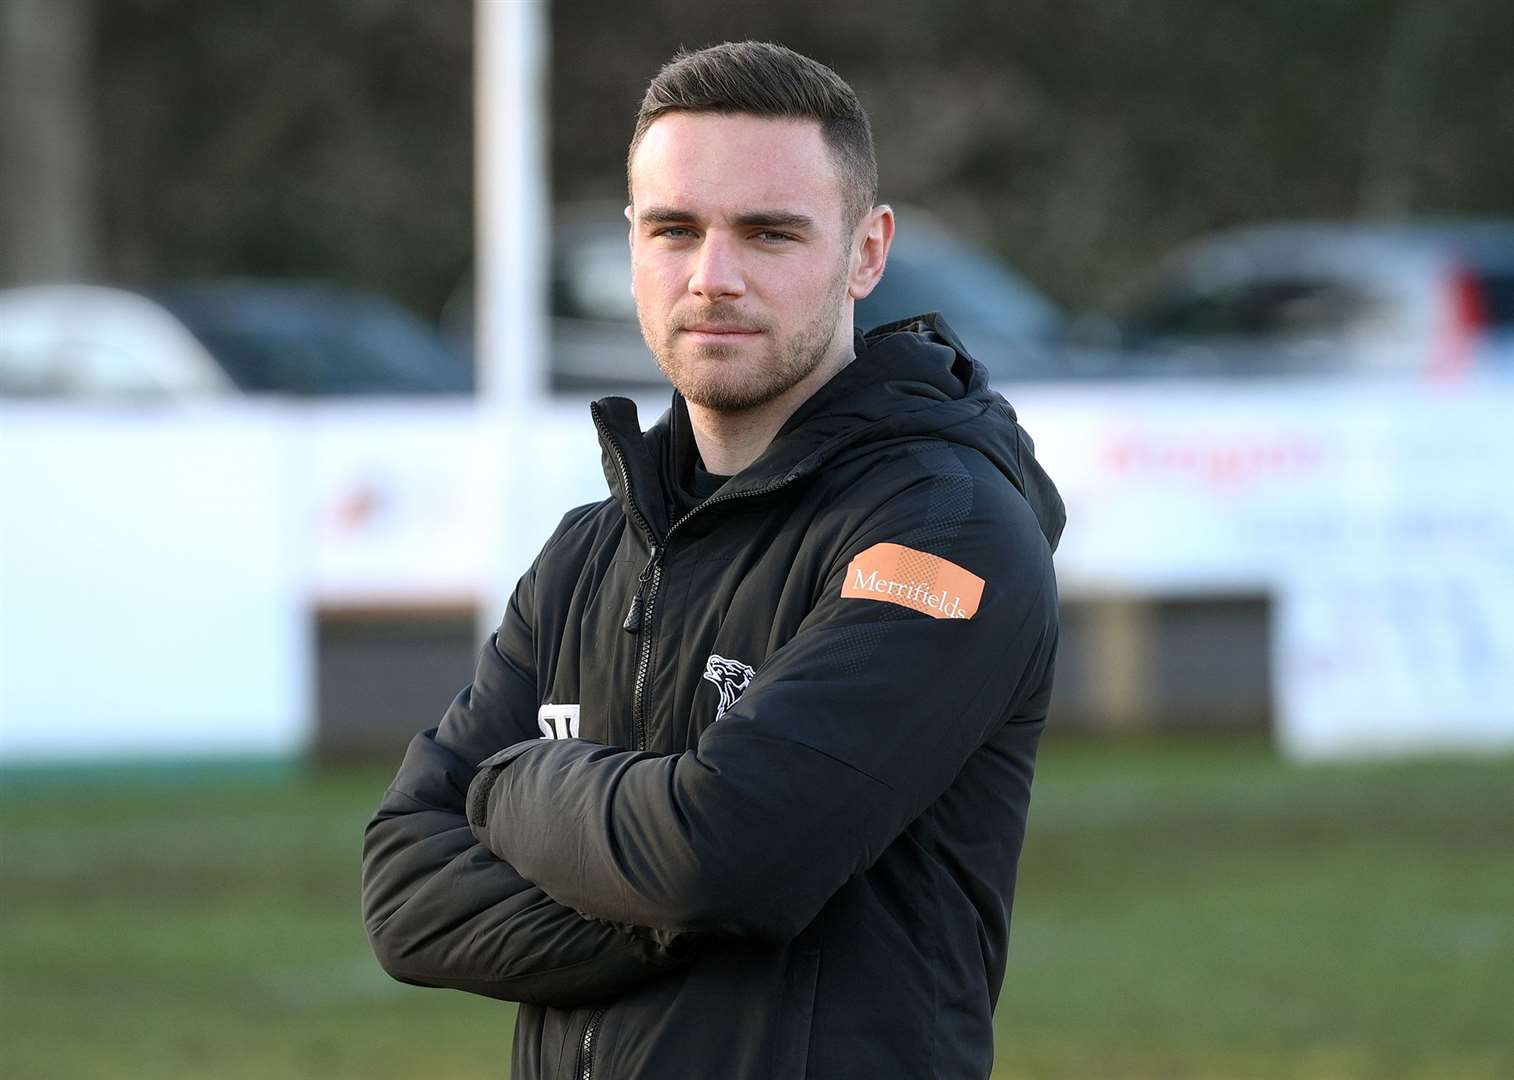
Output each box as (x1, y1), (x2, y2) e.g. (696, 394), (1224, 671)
(593, 312), (1065, 552)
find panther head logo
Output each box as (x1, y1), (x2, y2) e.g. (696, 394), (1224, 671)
(702, 654), (756, 721)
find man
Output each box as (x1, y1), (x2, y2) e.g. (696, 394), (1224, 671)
(362, 40), (1064, 1079)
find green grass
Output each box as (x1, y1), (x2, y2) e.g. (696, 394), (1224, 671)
(2, 737), (1512, 1078)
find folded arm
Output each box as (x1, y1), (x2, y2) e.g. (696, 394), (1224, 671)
(469, 473), (1059, 944)
(360, 526), (695, 1008)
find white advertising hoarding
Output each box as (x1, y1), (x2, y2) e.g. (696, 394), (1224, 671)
(2, 382), (1510, 763)
(0, 405), (308, 760)
(1014, 378), (1514, 759)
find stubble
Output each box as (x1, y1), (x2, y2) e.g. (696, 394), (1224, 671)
(640, 265), (851, 414)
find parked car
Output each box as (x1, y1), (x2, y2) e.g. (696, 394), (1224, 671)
(1068, 220), (1514, 379)
(0, 280), (470, 401)
(153, 280), (472, 396)
(444, 202), (1066, 392)
(855, 209), (1064, 378)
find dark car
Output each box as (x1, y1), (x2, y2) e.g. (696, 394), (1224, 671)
(0, 280), (472, 402)
(155, 280), (473, 396)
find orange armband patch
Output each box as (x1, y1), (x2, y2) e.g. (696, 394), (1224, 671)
(840, 542), (985, 620)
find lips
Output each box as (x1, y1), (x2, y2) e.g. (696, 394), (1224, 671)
(681, 323), (762, 347)
(683, 324), (760, 335)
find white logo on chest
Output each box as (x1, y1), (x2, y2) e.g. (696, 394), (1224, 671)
(537, 703), (581, 740)
(702, 654), (756, 721)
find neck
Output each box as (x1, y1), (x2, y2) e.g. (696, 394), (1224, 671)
(687, 335), (855, 476)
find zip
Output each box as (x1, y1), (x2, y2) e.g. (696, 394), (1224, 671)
(591, 402), (658, 554)
(621, 471), (804, 753)
(621, 545), (660, 634)
(628, 551), (662, 750)
(578, 1005), (605, 1080)
(578, 405), (805, 1079)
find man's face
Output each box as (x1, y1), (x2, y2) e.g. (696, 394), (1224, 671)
(627, 112), (864, 413)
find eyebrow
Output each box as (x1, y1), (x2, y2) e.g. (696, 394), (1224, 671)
(637, 206), (816, 231)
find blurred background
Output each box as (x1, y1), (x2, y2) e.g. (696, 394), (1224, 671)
(2, 1), (1512, 1077)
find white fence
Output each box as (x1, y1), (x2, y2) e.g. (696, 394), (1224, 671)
(2, 381), (1511, 763)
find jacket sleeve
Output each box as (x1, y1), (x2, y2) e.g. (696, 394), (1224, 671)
(470, 473), (1059, 945)
(360, 521), (695, 1007)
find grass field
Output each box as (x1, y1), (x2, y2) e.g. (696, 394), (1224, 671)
(2, 737), (1512, 1079)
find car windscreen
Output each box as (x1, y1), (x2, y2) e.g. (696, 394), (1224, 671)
(857, 242), (1060, 343)
(1122, 277), (1396, 343)
(160, 288), (473, 396)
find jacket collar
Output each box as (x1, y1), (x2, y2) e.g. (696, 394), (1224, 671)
(592, 312), (1064, 551)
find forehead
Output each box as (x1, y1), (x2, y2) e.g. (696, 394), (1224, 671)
(629, 112), (844, 222)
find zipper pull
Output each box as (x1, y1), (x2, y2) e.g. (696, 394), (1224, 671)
(622, 592), (643, 634)
(622, 544), (661, 633)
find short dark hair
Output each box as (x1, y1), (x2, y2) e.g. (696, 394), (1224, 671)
(627, 41), (878, 231)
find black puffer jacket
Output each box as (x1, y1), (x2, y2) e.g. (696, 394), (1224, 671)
(362, 313), (1064, 1079)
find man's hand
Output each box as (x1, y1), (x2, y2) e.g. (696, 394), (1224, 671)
(465, 757), (509, 831)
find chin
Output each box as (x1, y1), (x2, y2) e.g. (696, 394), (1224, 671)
(679, 380), (765, 413)
(677, 368), (794, 413)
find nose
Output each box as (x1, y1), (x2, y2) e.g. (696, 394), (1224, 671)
(687, 233), (746, 303)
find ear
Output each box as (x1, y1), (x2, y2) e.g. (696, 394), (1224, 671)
(848, 204), (895, 301)
(625, 204), (636, 300)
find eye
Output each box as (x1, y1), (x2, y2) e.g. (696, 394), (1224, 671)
(755, 231), (796, 244)
(652, 226), (695, 239)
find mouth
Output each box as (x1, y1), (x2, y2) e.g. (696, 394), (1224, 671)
(680, 324), (762, 344)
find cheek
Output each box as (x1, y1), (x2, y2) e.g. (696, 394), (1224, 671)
(770, 261), (843, 311)
(633, 255), (686, 301)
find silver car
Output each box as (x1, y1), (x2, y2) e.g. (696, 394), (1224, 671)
(1072, 220), (1514, 379)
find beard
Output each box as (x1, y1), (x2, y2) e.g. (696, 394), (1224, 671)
(639, 271), (849, 414)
